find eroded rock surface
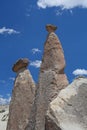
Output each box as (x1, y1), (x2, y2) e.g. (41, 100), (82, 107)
(46, 77), (87, 130)
(25, 24), (68, 130)
(7, 58), (35, 130)
(0, 105), (9, 130)
(41, 31), (65, 73)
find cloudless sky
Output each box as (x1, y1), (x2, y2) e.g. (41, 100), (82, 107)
(0, 0), (87, 101)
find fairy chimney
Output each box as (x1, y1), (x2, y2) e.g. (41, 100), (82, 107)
(25, 25), (68, 130)
(7, 58), (35, 130)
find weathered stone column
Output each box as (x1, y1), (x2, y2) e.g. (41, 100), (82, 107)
(25, 24), (68, 130)
(6, 58), (35, 130)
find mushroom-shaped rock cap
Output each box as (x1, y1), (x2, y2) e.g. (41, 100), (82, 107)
(46, 24), (57, 32)
(12, 58), (29, 72)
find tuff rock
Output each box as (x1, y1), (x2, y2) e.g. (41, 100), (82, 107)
(46, 77), (87, 130)
(6, 58), (35, 130)
(25, 24), (68, 130)
(0, 105), (9, 130)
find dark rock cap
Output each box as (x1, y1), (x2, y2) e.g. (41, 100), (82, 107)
(46, 24), (57, 32)
(12, 58), (29, 72)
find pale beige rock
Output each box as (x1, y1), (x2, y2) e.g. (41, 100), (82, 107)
(0, 105), (9, 130)
(46, 77), (87, 130)
(41, 30), (65, 73)
(25, 25), (68, 130)
(6, 59), (35, 130)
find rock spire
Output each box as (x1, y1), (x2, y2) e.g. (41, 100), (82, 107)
(25, 24), (68, 130)
(41, 24), (65, 73)
(6, 58), (35, 130)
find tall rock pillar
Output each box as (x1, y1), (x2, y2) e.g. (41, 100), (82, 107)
(7, 58), (35, 130)
(25, 24), (68, 130)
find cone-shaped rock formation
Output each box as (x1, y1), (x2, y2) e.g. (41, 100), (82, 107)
(41, 24), (65, 73)
(7, 58), (35, 130)
(25, 24), (68, 130)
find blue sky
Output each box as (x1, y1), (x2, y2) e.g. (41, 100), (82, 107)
(0, 0), (87, 104)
